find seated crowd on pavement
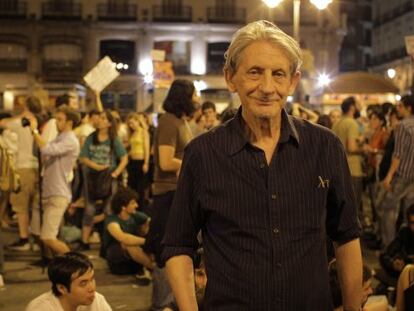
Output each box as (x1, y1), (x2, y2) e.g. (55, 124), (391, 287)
(0, 20), (413, 311)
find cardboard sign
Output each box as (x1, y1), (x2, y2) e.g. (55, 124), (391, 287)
(83, 56), (120, 93)
(151, 49), (166, 62)
(154, 61), (175, 88)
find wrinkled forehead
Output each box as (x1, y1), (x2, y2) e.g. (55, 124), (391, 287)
(233, 40), (296, 74)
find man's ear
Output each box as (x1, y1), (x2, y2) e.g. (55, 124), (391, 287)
(224, 69), (237, 93)
(288, 71), (301, 95)
(57, 284), (68, 296)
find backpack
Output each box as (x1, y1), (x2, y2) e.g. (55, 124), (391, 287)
(0, 138), (20, 192)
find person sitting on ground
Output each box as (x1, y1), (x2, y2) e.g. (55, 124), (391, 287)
(396, 264), (414, 311)
(25, 252), (112, 311)
(102, 186), (154, 276)
(380, 204), (414, 280)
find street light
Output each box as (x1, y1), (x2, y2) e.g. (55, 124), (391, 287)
(262, 0), (333, 42)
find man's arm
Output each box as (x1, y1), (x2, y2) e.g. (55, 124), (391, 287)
(29, 118), (47, 149)
(334, 239), (363, 311)
(383, 156), (400, 191)
(111, 154), (128, 178)
(159, 145), (182, 172)
(107, 222), (145, 246)
(166, 255), (198, 311)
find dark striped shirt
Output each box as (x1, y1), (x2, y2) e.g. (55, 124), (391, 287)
(394, 116), (414, 181)
(162, 108), (360, 311)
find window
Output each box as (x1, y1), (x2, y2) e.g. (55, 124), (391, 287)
(100, 40), (136, 74)
(0, 43), (26, 59)
(207, 42), (230, 74)
(43, 43), (81, 61)
(154, 41), (190, 75)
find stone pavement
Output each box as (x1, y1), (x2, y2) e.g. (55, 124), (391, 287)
(0, 222), (382, 311)
(0, 229), (152, 311)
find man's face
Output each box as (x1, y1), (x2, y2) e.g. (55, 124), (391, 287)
(62, 268), (96, 307)
(124, 200), (138, 214)
(397, 102), (411, 118)
(203, 108), (216, 120)
(55, 111), (70, 133)
(225, 40), (300, 121)
(203, 108), (217, 127)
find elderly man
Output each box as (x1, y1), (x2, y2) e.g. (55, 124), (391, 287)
(163, 21), (362, 311)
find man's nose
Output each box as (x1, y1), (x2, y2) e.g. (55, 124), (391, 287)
(259, 71), (276, 94)
(89, 282), (96, 292)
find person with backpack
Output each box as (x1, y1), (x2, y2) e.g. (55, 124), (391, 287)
(0, 96), (42, 251)
(78, 110), (128, 251)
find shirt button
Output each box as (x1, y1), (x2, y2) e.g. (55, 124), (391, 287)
(260, 163), (265, 169)
(273, 228), (279, 234)
(271, 194), (277, 200)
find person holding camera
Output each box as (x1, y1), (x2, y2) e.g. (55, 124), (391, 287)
(29, 105), (80, 256)
(0, 96), (42, 251)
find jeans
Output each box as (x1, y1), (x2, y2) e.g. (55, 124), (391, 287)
(151, 266), (174, 311)
(377, 176), (414, 247)
(82, 167), (118, 227)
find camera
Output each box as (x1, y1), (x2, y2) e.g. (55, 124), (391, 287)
(21, 113), (50, 129)
(21, 117), (31, 127)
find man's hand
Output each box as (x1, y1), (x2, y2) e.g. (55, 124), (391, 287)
(383, 175), (392, 191)
(392, 258), (405, 272)
(111, 169), (120, 178)
(29, 116), (38, 133)
(96, 164), (110, 171)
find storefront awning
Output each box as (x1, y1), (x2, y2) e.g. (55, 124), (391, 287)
(324, 71), (399, 94)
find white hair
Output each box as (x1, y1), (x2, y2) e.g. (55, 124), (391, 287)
(224, 20), (303, 76)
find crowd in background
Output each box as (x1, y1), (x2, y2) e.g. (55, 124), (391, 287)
(0, 80), (413, 310)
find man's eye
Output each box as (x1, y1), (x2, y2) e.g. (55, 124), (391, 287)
(273, 71), (285, 77)
(248, 70), (260, 76)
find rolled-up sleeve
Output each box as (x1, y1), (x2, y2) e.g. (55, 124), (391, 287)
(162, 142), (203, 263)
(326, 137), (361, 244)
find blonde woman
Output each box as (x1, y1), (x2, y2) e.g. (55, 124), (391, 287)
(126, 113), (150, 208)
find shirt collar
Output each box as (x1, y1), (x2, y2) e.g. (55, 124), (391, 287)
(225, 107), (300, 156)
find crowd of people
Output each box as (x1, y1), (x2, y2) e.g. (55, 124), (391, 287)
(0, 20), (413, 311)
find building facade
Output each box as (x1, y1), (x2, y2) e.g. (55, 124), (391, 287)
(370, 0), (414, 93)
(0, 0), (344, 111)
(339, 0), (372, 72)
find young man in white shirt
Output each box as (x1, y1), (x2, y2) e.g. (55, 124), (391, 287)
(26, 252), (112, 311)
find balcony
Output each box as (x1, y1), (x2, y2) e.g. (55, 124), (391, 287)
(152, 5), (192, 23)
(0, 58), (27, 72)
(97, 3), (137, 21)
(207, 7), (245, 24)
(41, 1), (82, 20)
(374, 2), (414, 28)
(0, 1), (26, 19)
(42, 59), (82, 82)
(371, 47), (407, 66)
